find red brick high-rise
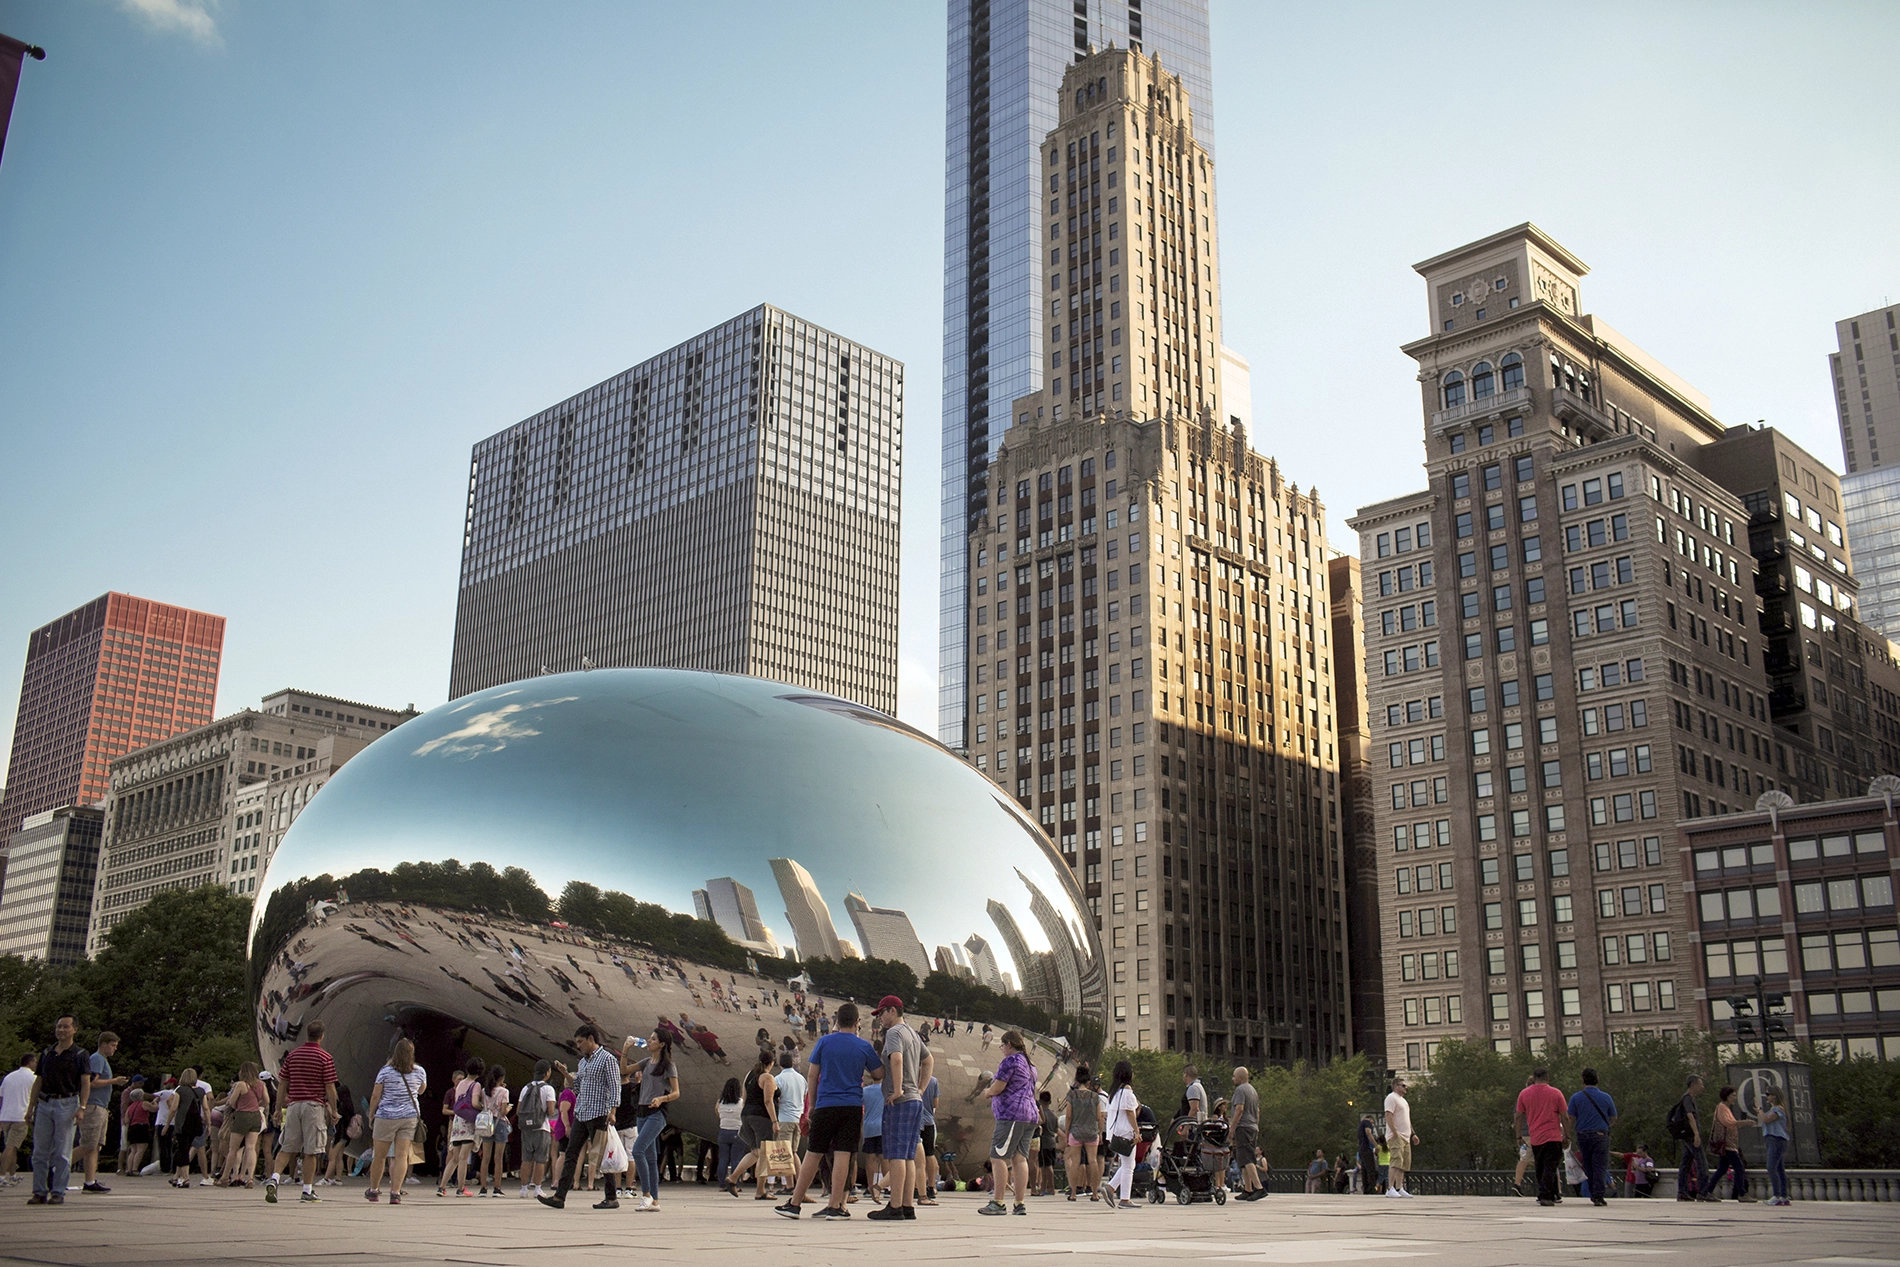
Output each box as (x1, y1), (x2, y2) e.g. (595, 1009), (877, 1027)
(0, 593), (225, 836)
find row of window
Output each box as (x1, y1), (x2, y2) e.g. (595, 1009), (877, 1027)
(1375, 561), (1435, 595)
(1401, 995), (1464, 1026)
(1789, 832), (1888, 861)
(1560, 473), (1626, 509)
(1393, 818), (1452, 851)
(1387, 734), (1448, 768)
(1597, 884), (1670, 918)
(1380, 601), (1436, 634)
(1450, 456), (1535, 500)
(1592, 836), (1665, 870)
(1460, 536), (1544, 575)
(1392, 777), (1450, 809)
(1441, 353), (1526, 407)
(1806, 989), (1900, 1018)
(1601, 932), (1671, 964)
(1396, 906), (1458, 937)
(1481, 889), (1666, 929)
(1569, 556), (1635, 593)
(1459, 578), (1549, 616)
(1384, 695), (1445, 726)
(1395, 862), (1455, 894)
(1447, 417), (1526, 452)
(1455, 498), (1538, 537)
(1399, 950), (1460, 981)
(1374, 521), (1433, 557)
(1565, 513), (1631, 551)
(1489, 981), (1678, 1020)
(1464, 621), (1552, 657)
(1574, 600), (1640, 636)
(1382, 641), (1440, 675)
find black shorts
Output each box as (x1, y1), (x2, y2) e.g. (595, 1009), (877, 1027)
(1039, 1148), (1059, 1167)
(862, 1135), (882, 1156)
(920, 1124), (936, 1155)
(806, 1105), (863, 1158)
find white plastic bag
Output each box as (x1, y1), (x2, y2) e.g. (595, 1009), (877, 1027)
(600, 1125), (631, 1175)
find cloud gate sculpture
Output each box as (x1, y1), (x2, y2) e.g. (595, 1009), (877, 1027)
(249, 669), (1104, 1175)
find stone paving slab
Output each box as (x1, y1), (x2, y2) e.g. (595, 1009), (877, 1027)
(2, 1180), (1897, 1266)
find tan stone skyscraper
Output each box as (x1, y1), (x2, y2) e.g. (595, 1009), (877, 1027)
(1033, 46), (1224, 426)
(964, 49), (1352, 1061)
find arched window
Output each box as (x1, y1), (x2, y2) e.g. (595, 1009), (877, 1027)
(1471, 362), (1495, 399)
(1443, 372), (1466, 409)
(1501, 352), (1524, 392)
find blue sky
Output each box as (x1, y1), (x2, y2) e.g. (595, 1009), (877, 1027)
(1, 0), (1896, 787)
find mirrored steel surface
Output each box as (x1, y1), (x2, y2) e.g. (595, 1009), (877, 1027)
(249, 669), (1103, 1172)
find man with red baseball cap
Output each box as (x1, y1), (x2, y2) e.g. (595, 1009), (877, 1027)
(867, 996), (929, 1222)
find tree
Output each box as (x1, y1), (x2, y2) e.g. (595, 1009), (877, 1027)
(86, 885), (253, 1071)
(1793, 1042), (1900, 1167)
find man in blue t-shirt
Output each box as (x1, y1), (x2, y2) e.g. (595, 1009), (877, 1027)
(775, 1001), (881, 1220)
(1566, 1068), (1618, 1207)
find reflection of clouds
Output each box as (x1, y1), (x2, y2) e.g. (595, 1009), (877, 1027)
(412, 696), (578, 760)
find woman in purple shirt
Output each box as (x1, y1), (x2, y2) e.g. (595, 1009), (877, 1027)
(978, 1031), (1039, 1215)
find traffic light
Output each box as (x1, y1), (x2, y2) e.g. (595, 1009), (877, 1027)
(1723, 995), (1756, 1037)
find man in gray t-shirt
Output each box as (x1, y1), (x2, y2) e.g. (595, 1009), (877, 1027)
(1228, 1067), (1265, 1201)
(867, 997), (929, 1221)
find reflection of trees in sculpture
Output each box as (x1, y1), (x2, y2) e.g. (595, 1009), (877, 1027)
(252, 860), (754, 974)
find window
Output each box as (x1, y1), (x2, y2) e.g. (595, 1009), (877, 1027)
(1501, 353), (1524, 391)
(1443, 372), (1465, 409)
(1518, 898), (1538, 927)
(1472, 362), (1495, 399)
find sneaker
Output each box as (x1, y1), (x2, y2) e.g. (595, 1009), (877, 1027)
(980, 1200), (1009, 1216)
(82, 1182), (110, 1193)
(1737, 1194), (1758, 1203)
(48, 1192), (63, 1204)
(27, 1193), (47, 1204)
(264, 1179), (278, 1203)
(866, 1203), (905, 1221)
(1385, 1188), (1409, 1199)
(1537, 1198), (1556, 1207)
(365, 1189), (381, 1202)
(1118, 1200), (1138, 1209)
(300, 1191), (322, 1203)
(1241, 1188), (1269, 1202)
(1013, 1203), (1028, 1215)
(519, 1185), (531, 1198)
(536, 1194), (565, 1210)
(389, 1191), (403, 1205)
(199, 1178), (216, 1186)
(636, 1196), (657, 1212)
(593, 1198), (620, 1209)
(812, 1205), (850, 1219)
(774, 1200), (802, 1218)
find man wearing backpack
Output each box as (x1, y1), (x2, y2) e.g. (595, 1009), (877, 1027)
(517, 1060), (557, 1198)
(1669, 1075), (1714, 1202)
(1566, 1069), (1617, 1208)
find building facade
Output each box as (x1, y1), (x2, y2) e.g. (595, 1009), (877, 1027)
(0, 806), (103, 965)
(1830, 304), (1900, 642)
(449, 305), (902, 713)
(693, 876), (778, 955)
(1329, 553), (1385, 1067)
(0, 592), (224, 837)
(940, 0), (1215, 750)
(970, 401), (1347, 1058)
(87, 689), (413, 953)
(1682, 791), (1899, 1062)
(770, 856), (844, 963)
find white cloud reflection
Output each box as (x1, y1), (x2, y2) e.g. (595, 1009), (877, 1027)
(411, 695), (577, 760)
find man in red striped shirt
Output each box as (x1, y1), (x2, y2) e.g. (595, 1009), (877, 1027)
(265, 1021), (338, 1204)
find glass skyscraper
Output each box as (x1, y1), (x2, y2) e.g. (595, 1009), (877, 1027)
(939, 0), (1212, 748)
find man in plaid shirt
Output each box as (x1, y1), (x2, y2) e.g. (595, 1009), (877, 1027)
(538, 1025), (627, 1210)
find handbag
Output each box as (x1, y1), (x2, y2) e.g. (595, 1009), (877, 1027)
(391, 1067), (430, 1167)
(762, 1139), (798, 1177)
(600, 1126), (631, 1175)
(1109, 1134), (1136, 1157)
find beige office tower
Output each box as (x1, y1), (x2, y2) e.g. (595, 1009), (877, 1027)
(87, 689), (414, 952)
(1036, 46), (1223, 425)
(449, 306), (902, 713)
(964, 48), (1349, 1060)
(1830, 304), (1900, 642)
(1348, 224), (1900, 1072)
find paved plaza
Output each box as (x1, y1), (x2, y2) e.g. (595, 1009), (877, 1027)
(3, 1182), (1898, 1267)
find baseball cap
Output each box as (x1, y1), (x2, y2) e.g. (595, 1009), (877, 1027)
(876, 995), (904, 1014)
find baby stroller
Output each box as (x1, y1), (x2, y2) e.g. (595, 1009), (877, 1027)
(1129, 1104), (1161, 1200)
(1152, 1117), (1231, 1205)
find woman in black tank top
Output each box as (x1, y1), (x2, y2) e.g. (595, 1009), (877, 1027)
(725, 1051), (778, 1197)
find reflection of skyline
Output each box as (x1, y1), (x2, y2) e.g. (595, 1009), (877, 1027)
(769, 857), (842, 962)
(844, 892), (931, 982)
(693, 877), (779, 956)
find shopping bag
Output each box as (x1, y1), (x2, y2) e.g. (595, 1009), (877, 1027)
(601, 1126), (631, 1175)
(763, 1139), (797, 1178)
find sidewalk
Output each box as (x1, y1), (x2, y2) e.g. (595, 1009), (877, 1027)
(3, 1178), (1896, 1265)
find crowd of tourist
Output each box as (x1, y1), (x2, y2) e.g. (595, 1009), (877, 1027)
(6, 945), (1800, 1217)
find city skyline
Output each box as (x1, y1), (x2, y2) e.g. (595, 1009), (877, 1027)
(3, 3), (1895, 790)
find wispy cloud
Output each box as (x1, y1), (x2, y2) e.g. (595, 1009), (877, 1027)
(119, 0), (223, 48)
(411, 696), (579, 761)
